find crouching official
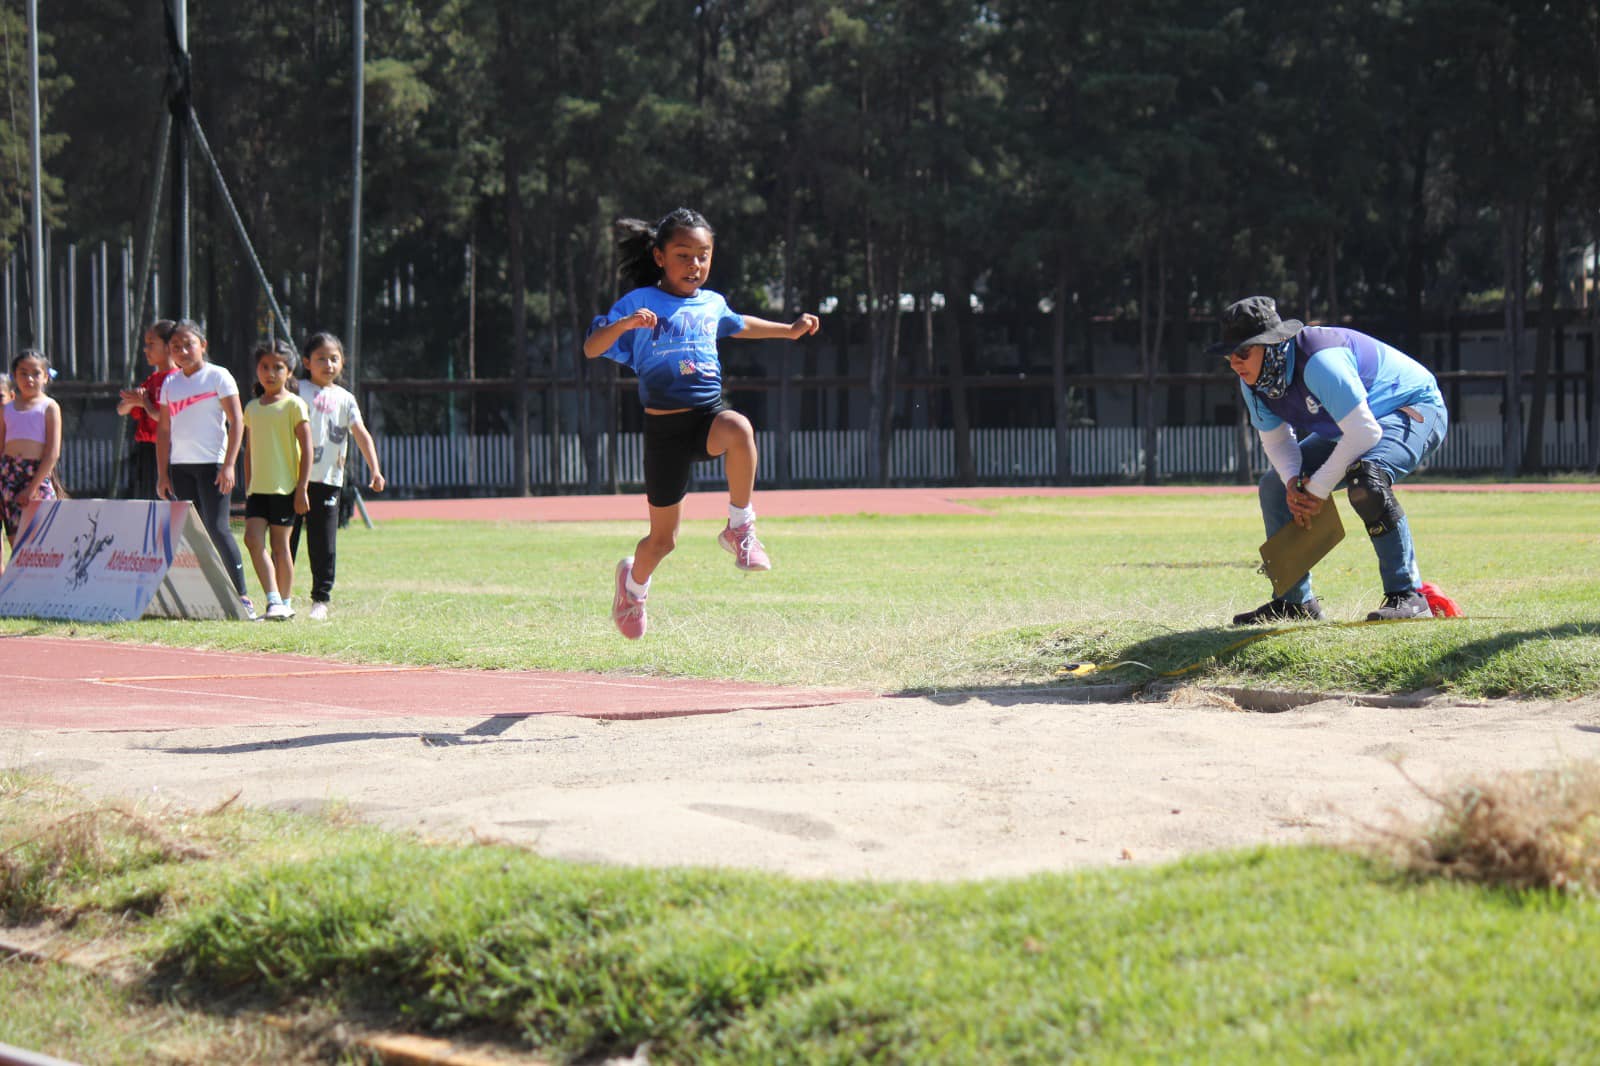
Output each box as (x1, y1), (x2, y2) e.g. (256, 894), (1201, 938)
(1212, 296), (1448, 624)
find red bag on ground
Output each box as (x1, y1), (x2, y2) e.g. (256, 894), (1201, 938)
(1419, 581), (1462, 618)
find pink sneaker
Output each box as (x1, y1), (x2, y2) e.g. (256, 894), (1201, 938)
(717, 521), (772, 571)
(612, 557), (647, 639)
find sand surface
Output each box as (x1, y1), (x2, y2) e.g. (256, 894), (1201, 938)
(9, 690), (1599, 881)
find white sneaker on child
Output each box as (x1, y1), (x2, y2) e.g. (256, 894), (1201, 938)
(308, 601), (329, 621)
(264, 601), (293, 621)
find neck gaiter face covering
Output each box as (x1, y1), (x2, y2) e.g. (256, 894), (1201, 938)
(1252, 339), (1292, 400)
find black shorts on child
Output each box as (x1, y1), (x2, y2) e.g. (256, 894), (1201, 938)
(245, 492), (298, 526)
(643, 400), (727, 508)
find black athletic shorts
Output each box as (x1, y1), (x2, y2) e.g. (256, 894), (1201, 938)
(245, 492), (298, 526)
(643, 401), (726, 508)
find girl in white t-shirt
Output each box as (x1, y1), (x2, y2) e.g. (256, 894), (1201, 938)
(292, 332), (384, 621)
(155, 319), (250, 610)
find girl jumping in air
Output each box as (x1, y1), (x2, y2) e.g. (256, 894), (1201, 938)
(242, 340), (312, 621)
(292, 331), (385, 621)
(583, 207), (820, 639)
(155, 319), (251, 614)
(0, 350), (61, 560)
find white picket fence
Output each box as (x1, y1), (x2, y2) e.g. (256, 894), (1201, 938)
(57, 419), (1595, 496)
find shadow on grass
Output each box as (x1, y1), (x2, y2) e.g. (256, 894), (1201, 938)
(1365, 621), (1600, 695)
(925, 620), (1600, 706)
(1095, 618), (1600, 693)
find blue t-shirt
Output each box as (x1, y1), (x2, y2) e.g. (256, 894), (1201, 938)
(1243, 326), (1444, 438)
(589, 286), (747, 409)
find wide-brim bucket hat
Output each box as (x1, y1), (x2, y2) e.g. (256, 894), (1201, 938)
(1206, 295), (1304, 356)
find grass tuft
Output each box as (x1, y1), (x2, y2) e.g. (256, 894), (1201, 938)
(0, 772), (216, 922)
(1370, 760), (1600, 895)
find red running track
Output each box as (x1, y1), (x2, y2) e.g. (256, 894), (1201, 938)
(2, 637), (871, 732)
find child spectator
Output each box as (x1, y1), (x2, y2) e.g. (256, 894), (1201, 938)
(0, 350), (61, 563)
(155, 319), (251, 614)
(242, 340), (311, 620)
(117, 319), (177, 499)
(291, 332), (384, 621)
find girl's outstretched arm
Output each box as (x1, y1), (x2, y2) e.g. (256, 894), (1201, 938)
(736, 314), (820, 341)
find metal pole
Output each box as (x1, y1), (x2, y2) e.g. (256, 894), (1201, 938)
(3, 256), (11, 357)
(25, 0), (44, 347)
(121, 238), (132, 376)
(346, 0), (364, 388)
(87, 248), (98, 378)
(88, 250), (98, 377)
(187, 114), (294, 347)
(129, 112), (172, 372)
(66, 243), (76, 374)
(170, 0), (190, 319)
(56, 257), (66, 366)
(99, 242), (110, 379)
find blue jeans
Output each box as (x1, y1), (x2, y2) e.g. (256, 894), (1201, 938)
(1258, 402), (1447, 603)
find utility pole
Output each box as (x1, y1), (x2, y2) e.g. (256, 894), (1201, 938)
(168, 0), (191, 319)
(26, 0), (44, 346)
(346, 0), (364, 386)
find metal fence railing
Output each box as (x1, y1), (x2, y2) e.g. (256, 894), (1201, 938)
(56, 419), (1596, 498)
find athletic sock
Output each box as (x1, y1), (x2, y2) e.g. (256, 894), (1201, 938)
(626, 572), (650, 599)
(266, 592), (284, 606)
(729, 503), (755, 528)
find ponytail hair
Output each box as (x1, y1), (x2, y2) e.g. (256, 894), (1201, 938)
(613, 207), (714, 292)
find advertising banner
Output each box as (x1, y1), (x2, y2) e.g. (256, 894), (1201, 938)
(0, 499), (249, 622)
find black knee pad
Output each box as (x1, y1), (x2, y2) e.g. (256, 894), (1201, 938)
(1345, 460), (1404, 537)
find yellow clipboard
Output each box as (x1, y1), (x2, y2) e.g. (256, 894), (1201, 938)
(1258, 498), (1345, 598)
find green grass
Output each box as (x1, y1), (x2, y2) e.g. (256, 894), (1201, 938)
(3, 481), (1599, 1064)
(2, 488), (1596, 697)
(4, 773), (1600, 1064)
(0, 962), (344, 1065)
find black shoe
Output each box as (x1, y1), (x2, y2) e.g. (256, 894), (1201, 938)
(1231, 596), (1325, 625)
(1366, 589), (1430, 621)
